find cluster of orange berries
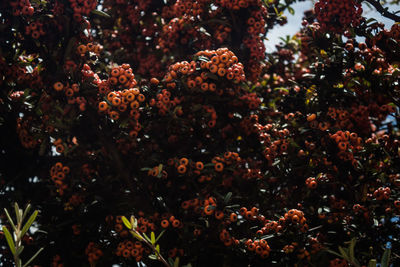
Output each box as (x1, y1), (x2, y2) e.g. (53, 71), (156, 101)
(283, 242), (299, 254)
(244, 9), (267, 80)
(330, 258), (349, 267)
(167, 157), (205, 175)
(76, 42), (103, 56)
(239, 206), (261, 222)
(53, 82), (80, 99)
(217, 0), (261, 10)
(245, 238), (271, 258)
(214, 25), (232, 43)
(203, 105), (217, 128)
(10, 0), (34, 16)
(242, 167), (262, 180)
(115, 240), (147, 261)
(195, 48), (245, 84)
(50, 162), (70, 196)
(112, 215), (129, 238)
(314, 0), (362, 33)
(171, 0), (207, 17)
(100, 87), (144, 122)
(219, 229), (239, 247)
(53, 138), (65, 154)
(159, 16), (209, 52)
(160, 215), (182, 229)
(282, 209), (308, 232)
(167, 247), (185, 258)
(212, 151), (241, 173)
(98, 65), (144, 126)
(305, 177), (317, 189)
(203, 196), (219, 216)
(147, 165), (168, 179)
(106, 64), (138, 89)
(239, 92), (261, 109)
(16, 117), (38, 149)
(149, 88), (182, 116)
(85, 242), (103, 264)
(373, 187), (391, 200)
(69, 0), (97, 22)
(25, 21), (45, 39)
(330, 130), (362, 164)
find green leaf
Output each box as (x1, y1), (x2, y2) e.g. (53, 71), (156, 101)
(174, 257), (180, 267)
(4, 208), (17, 231)
(381, 248), (391, 267)
(223, 192), (232, 204)
(155, 230), (166, 243)
(142, 232), (151, 243)
(148, 254), (158, 260)
(155, 244), (160, 253)
(368, 259), (377, 267)
(122, 216), (132, 229)
(26, 209), (39, 226)
(2, 226), (16, 255)
(130, 231), (143, 241)
(23, 247), (44, 267)
(151, 231), (156, 244)
(349, 238), (356, 263)
(287, 6), (295, 15)
(91, 9), (111, 18)
(16, 245), (24, 256)
(338, 246), (350, 261)
(21, 210), (38, 237)
(14, 203), (22, 223)
(325, 249), (343, 258)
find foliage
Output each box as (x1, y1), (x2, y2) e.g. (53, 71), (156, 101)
(1, 0), (400, 266)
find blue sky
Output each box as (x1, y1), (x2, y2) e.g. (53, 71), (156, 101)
(266, 1), (396, 52)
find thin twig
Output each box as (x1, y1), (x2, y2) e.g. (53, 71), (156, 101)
(364, 0), (400, 22)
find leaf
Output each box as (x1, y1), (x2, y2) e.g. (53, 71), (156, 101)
(151, 231), (156, 244)
(338, 246), (350, 261)
(21, 210), (38, 237)
(223, 192), (232, 204)
(14, 203), (22, 223)
(22, 247), (44, 267)
(121, 216), (132, 229)
(349, 238), (356, 263)
(274, 87), (289, 93)
(155, 230), (166, 243)
(4, 208), (17, 231)
(381, 248), (391, 267)
(155, 244), (160, 253)
(287, 6), (294, 15)
(91, 9), (111, 18)
(130, 231), (143, 241)
(368, 259), (377, 267)
(16, 245), (24, 256)
(142, 232), (151, 243)
(148, 254), (158, 260)
(2, 226), (16, 255)
(197, 56), (210, 62)
(325, 249), (344, 258)
(174, 257), (180, 267)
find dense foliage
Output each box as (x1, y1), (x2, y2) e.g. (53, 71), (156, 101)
(1, 0), (400, 266)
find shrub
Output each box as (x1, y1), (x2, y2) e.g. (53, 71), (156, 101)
(1, 0), (400, 266)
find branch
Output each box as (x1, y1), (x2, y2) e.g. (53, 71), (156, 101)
(364, 0), (400, 22)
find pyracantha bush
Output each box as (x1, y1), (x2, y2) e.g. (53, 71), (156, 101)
(1, 0), (400, 266)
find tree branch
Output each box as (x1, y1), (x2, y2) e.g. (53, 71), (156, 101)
(364, 0), (400, 23)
